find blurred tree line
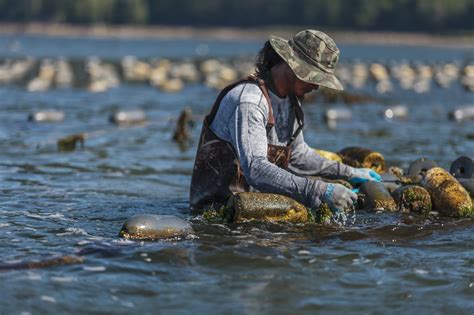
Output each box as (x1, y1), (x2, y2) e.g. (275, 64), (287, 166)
(0, 0), (473, 32)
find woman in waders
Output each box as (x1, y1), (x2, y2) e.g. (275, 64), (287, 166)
(190, 29), (381, 215)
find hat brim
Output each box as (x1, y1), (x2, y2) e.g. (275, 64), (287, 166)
(269, 35), (344, 91)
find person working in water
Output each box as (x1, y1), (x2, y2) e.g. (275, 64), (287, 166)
(190, 29), (381, 214)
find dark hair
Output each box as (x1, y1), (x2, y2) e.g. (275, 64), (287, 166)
(255, 40), (284, 75)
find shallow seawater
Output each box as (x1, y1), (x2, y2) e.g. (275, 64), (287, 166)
(0, 36), (474, 314)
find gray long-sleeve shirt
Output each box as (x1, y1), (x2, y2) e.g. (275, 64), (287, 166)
(210, 82), (353, 208)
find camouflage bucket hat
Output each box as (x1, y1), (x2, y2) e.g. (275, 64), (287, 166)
(269, 29), (343, 90)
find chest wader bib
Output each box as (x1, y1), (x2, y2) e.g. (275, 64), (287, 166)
(189, 74), (304, 211)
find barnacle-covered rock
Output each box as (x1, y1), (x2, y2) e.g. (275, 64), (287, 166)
(338, 147), (385, 173)
(392, 185), (432, 214)
(421, 167), (473, 217)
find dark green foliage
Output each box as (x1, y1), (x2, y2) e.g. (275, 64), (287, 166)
(0, 0), (473, 31)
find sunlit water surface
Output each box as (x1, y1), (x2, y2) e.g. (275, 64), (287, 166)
(0, 36), (473, 314)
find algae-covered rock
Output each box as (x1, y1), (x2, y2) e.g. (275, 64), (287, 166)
(314, 149), (343, 163)
(421, 167), (473, 217)
(392, 185), (432, 214)
(387, 166), (404, 178)
(201, 205), (228, 224)
(313, 203), (333, 224)
(119, 214), (193, 240)
(228, 192), (308, 223)
(338, 147), (385, 173)
(359, 181), (397, 211)
(57, 134), (85, 151)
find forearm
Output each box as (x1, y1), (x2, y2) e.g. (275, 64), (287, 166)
(288, 132), (353, 179)
(247, 156), (328, 208)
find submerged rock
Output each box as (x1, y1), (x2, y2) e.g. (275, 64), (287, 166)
(0, 255), (84, 270)
(449, 106), (474, 122)
(119, 214), (193, 240)
(383, 105), (408, 120)
(57, 133), (85, 151)
(172, 107), (193, 149)
(28, 110), (65, 122)
(422, 167), (473, 217)
(109, 110), (147, 125)
(324, 108), (352, 122)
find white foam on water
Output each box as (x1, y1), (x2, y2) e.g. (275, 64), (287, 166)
(86, 236), (106, 241)
(298, 250), (311, 255)
(0, 223), (10, 228)
(51, 276), (77, 283)
(352, 258), (372, 265)
(40, 296), (56, 303)
(83, 265), (106, 272)
(25, 212), (70, 221)
(185, 234), (199, 240)
(121, 301), (135, 308)
(414, 268), (429, 275)
(4, 259), (23, 264)
(332, 204), (357, 227)
(56, 227), (89, 236)
(24, 272), (42, 281)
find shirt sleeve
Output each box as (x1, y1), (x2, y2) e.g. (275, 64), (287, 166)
(288, 129), (353, 179)
(227, 100), (329, 208)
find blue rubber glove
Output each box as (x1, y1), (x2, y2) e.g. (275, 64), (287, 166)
(349, 168), (382, 186)
(322, 183), (358, 214)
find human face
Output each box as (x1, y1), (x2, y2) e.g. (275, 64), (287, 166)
(292, 77), (319, 98)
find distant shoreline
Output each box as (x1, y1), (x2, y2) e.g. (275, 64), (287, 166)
(0, 23), (473, 49)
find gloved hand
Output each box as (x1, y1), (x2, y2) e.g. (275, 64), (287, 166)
(349, 168), (382, 186)
(322, 183), (358, 214)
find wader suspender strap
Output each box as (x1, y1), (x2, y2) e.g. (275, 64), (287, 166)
(289, 93), (304, 143)
(206, 75), (275, 129)
(255, 76), (275, 128)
